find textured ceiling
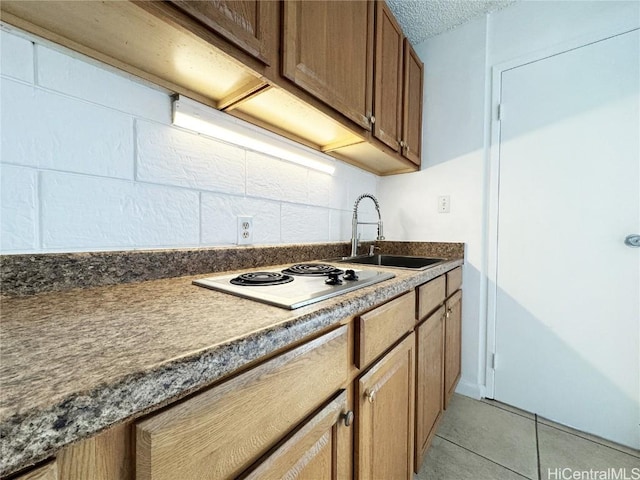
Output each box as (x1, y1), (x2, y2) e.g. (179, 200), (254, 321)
(386, 0), (516, 45)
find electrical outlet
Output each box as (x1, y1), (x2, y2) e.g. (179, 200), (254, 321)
(237, 216), (253, 245)
(438, 195), (451, 213)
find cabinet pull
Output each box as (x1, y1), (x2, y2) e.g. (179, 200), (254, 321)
(341, 410), (354, 427)
(365, 389), (376, 403)
(370, 115), (376, 125)
(446, 308), (452, 319)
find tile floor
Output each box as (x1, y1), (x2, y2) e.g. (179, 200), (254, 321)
(416, 394), (640, 480)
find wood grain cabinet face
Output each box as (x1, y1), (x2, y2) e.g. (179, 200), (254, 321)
(13, 461), (58, 480)
(373, 0), (403, 151)
(401, 39), (424, 165)
(417, 275), (446, 321)
(356, 333), (415, 480)
(444, 290), (462, 409)
(135, 326), (349, 480)
(373, 3), (424, 167)
(414, 306), (445, 472)
(446, 266), (463, 297)
(356, 291), (416, 370)
(240, 390), (351, 480)
(282, 0), (374, 129)
(169, 0), (275, 65)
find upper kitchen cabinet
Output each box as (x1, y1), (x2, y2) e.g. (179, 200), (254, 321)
(282, 0), (374, 130)
(372, 0), (403, 152)
(402, 39), (424, 165)
(371, 2), (423, 166)
(0, 0), (423, 175)
(169, 1), (276, 66)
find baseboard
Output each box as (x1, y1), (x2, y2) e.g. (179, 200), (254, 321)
(454, 379), (483, 399)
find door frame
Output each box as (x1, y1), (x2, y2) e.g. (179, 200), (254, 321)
(483, 25), (640, 399)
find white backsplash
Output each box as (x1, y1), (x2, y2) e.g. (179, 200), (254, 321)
(0, 27), (379, 253)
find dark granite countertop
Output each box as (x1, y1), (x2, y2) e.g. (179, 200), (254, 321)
(0, 241), (464, 476)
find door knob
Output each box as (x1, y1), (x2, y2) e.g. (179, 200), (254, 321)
(624, 234), (640, 247)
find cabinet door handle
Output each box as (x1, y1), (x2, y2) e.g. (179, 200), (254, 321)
(369, 115), (376, 125)
(341, 410), (354, 427)
(365, 389), (376, 403)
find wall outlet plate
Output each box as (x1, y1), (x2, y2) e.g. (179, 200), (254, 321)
(438, 195), (451, 213)
(237, 216), (253, 245)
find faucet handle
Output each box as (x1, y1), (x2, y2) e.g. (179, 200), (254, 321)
(368, 245), (380, 256)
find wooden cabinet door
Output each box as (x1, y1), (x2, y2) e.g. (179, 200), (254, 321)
(373, 0), (403, 151)
(414, 306), (445, 472)
(444, 291), (462, 409)
(401, 38), (423, 165)
(356, 333), (415, 480)
(240, 390), (352, 479)
(170, 1), (275, 65)
(282, 0), (373, 129)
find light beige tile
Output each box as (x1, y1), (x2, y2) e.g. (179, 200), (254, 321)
(436, 394), (538, 478)
(416, 436), (531, 480)
(538, 417), (640, 458)
(481, 398), (536, 420)
(539, 423), (640, 480)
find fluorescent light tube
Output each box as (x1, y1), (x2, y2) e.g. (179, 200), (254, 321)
(172, 95), (336, 175)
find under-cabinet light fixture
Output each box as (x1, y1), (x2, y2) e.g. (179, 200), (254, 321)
(172, 95), (336, 175)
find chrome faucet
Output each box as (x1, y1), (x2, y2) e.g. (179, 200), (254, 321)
(351, 194), (384, 257)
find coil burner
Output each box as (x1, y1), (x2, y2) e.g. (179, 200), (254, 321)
(281, 263), (344, 276)
(230, 272), (294, 286)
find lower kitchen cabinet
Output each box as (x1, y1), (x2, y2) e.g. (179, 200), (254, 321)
(444, 290), (463, 409)
(136, 325), (348, 480)
(413, 269), (463, 471)
(414, 305), (445, 471)
(356, 333), (415, 480)
(240, 390), (352, 479)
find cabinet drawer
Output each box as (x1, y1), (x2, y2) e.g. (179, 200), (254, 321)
(417, 275), (446, 320)
(136, 326), (349, 480)
(356, 291), (415, 369)
(446, 267), (462, 297)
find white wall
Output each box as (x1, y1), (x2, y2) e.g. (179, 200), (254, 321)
(379, 14), (488, 398)
(0, 26), (379, 254)
(379, 0), (640, 399)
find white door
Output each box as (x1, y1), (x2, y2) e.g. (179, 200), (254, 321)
(494, 30), (640, 449)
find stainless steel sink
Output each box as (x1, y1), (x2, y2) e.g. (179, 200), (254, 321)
(335, 254), (446, 270)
